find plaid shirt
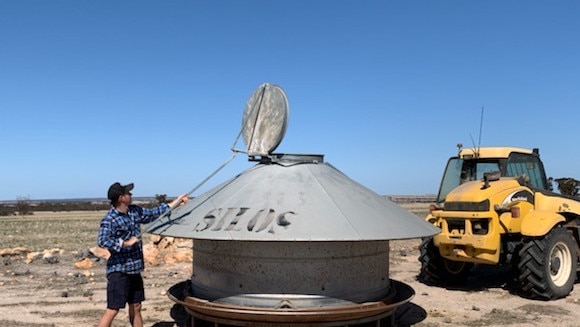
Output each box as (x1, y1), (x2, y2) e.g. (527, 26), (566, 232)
(97, 203), (169, 274)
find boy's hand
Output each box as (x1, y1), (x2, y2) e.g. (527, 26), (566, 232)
(123, 236), (139, 247)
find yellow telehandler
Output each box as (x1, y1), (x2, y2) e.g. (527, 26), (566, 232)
(420, 144), (580, 300)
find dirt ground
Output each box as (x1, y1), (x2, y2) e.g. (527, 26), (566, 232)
(2, 238), (580, 327)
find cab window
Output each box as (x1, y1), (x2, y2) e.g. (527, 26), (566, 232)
(506, 153), (547, 190)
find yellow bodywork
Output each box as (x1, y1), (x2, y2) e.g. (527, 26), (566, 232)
(429, 178), (580, 265)
(459, 147), (533, 159)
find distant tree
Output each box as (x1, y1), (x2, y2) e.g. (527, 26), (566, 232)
(16, 196), (33, 216)
(0, 204), (15, 216)
(155, 194), (168, 204)
(554, 178), (580, 197)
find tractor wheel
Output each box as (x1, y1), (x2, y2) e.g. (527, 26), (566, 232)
(517, 226), (577, 300)
(418, 237), (473, 285)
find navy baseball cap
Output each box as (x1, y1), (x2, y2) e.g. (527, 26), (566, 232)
(107, 182), (134, 201)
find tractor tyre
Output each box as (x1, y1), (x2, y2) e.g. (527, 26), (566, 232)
(517, 226), (577, 300)
(418, 237), (473, 285)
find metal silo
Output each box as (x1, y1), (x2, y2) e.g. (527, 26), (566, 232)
(145, 83), (439, 326)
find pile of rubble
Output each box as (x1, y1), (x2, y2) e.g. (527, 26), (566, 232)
(143, 235), (193, 266)
(0, 247), (64, 264)
(0, 236), (193, 269)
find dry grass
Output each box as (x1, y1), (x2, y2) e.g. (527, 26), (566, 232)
(0, 203), (429, 252)
(398, 202), (430, 218)
(0, 211), (105, 251)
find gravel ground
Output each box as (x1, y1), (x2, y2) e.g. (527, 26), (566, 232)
(2, 239), (580, 327)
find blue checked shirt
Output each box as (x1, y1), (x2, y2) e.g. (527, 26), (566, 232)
(97, 203), (169, 274)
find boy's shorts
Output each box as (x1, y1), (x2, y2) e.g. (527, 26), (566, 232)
(106, 272), (145, 309)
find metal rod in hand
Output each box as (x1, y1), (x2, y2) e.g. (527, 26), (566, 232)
(140, 149), (242, 237)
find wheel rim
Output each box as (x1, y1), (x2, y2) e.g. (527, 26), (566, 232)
(550, 241), (572, 287)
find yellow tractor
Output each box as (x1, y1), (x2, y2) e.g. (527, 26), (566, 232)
(420, 145), (580, 300)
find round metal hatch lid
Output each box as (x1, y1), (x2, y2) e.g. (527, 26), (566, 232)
(242, 83), (289, 157)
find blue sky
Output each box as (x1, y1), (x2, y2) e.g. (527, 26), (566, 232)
(1, 1), (579, 201)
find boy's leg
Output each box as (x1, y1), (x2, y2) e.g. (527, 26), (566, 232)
(97, 308), (119, 327)
(129, 302), (143, 327)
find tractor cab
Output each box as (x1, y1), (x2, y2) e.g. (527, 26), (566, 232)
(436, 145), (551, 203)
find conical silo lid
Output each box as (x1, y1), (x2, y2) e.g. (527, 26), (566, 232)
(145, 154), (440, 241)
